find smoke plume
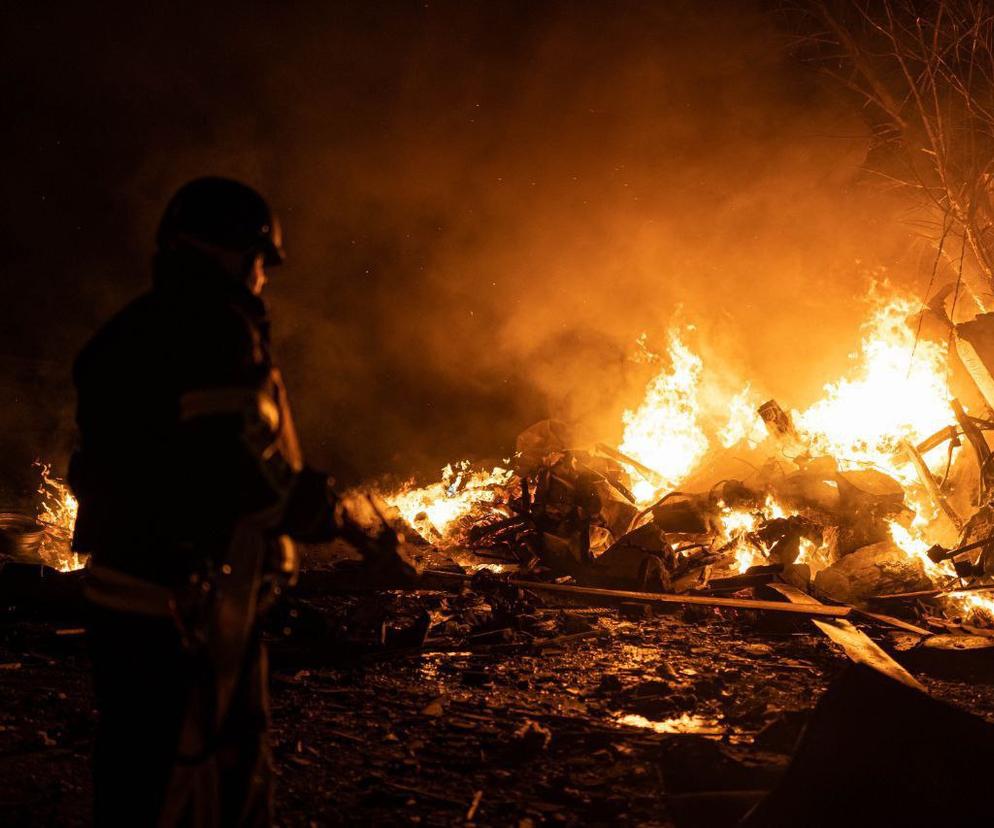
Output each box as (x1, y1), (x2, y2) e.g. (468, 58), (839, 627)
(0, 1), (924, 490)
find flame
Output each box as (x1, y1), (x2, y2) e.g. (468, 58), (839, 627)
(717, 496), (793, 573)
(719, 385), (767, 448)
(617, 288), (954, 500)
(619, 329), (709, 503)
(783, 288), (990, 616)
(35, 462), (85, 572)
(792, 291), (954, 485)
(888, 520), (994, 622)
(616, 712), (722, 735)
(714, 496), (830, 575)
(384, 461), (513, 544)
(887, 520), (943, 577)
(795, 536), (830, 577)
(383, 284), (992, 625)
(945, 589), (994, 623)
(629, 478), (660, 504)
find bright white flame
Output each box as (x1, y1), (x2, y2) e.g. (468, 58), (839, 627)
(719, 385), (767, 448)
(629, 479), (659, 504)
(793, 291), (954, 485)
(620, 329), (709, 504)
(384, 461), (512, 544)
(616, 712), (722, 735)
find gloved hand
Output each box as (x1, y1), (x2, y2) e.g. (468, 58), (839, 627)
(332, 492), (423, 586)
(362, 530), (423, 585)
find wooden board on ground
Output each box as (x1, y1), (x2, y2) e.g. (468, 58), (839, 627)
(424, 570), (852, 618)
(765, 582), (925, 692)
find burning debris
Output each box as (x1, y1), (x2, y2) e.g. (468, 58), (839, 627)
(7, 284), (994, 642)
(35, 463), (83, 573)
(377, 286), (994, 634)
(0, 463), (82, 574)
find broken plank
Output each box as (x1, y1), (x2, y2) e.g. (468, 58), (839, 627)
(924, 616), (994, 639)
(693, 571), (779, 594)
(851, 608), (931, 636)
(873, 583), (994, 601)
(901, 438), (963, 531)
(764, 583), (924, 691)
(424, 570), (851, 618)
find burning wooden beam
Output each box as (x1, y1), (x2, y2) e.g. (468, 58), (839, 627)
(900, 438), (963, 532)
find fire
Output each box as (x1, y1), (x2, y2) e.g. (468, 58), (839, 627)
(718, 385), (767, 448)
(792, 291), (954, 485)
(35, 462), (84, 572)
(794, 537), (829, 577)
(887, 520), (942, 576)
(888, 520), (994, 621)
(946, 589), (994, 624)
(382, 282), (994, 625)
(383, 461), (513, 545)
(616, 712), (722, 735)
(615, 288), (953, 507)
(717, 496), (793, 574)
(619, 329), (709, 503)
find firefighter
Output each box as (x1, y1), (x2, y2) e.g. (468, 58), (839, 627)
(70, 177), (413, 826)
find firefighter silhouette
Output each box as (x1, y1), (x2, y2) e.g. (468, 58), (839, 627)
(72, 178), (414, 826)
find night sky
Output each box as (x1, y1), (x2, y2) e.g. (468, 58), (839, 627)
(1, 1), (913, 493)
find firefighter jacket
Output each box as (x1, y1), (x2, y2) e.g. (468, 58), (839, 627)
(69, 250), (337, 588)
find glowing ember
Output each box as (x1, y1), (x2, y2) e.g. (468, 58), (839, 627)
(620, 329), (709, 503)
(888, 520), (943, 577)
(464, 563), (507, 573)
(946, 589), (994, 623)
(35, 462), (84, 572)
(794, 537), (829, 577)
(616, 712), (722, 735)
(384, 461), (512, 544)
(716, 496), (790, 573)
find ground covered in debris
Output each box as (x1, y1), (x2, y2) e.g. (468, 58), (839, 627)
(4, 576), (994, 828)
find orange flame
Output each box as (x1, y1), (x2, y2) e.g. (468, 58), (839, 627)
(792, 290), (954, 485)
(35, 462), (84, 572)
(380, 283), (994, 624)
(383, 461), (512, 545)
(619, 329), (709, 504)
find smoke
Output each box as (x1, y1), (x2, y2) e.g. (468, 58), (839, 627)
(0, 1), (921, 488)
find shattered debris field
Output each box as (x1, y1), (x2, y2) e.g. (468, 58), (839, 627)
(5, 556), (994, 827)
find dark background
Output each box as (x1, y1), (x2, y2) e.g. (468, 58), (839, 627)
(0, 1), (917, 495)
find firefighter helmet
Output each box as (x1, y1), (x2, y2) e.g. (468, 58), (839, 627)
(157, 177), (285, 267)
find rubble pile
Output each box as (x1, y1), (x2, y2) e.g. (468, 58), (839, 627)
(379, 405), (994, 636)
(377, 288), (994, 649)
